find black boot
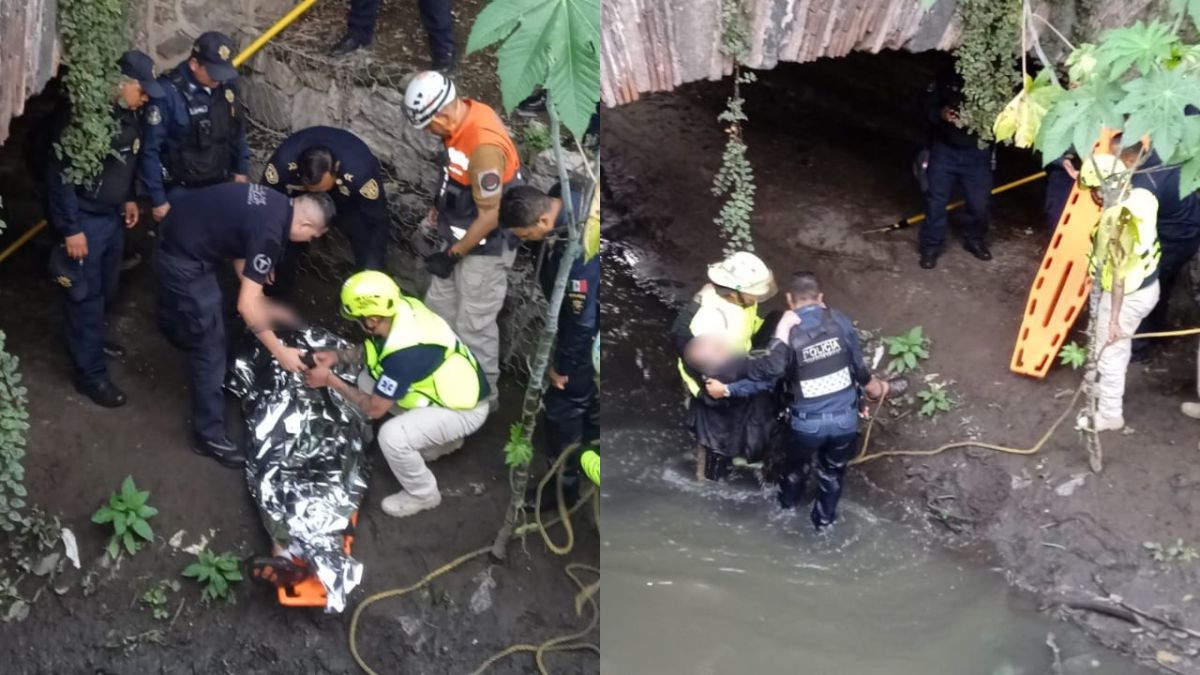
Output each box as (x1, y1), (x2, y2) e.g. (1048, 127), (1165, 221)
(703, 451), (732, 481)
(74, 379), (127, 408)
(919, 251), (939, 269)
(963, 240), (993, 261)
(193, 435), (245, 469)
(432, 51), (457, 74)
(330, 34), (366, 57)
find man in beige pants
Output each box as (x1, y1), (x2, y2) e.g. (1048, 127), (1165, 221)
(305, 271), (490, 518)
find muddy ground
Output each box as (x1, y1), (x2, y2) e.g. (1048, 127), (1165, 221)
(0, 3), (597, 673)
(602, 58), (1200, 673)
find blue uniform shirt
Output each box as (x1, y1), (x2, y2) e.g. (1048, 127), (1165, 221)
(139, 62), (249, 207)
(539, 184), (600, 375)
(372, 344), (491, 403)
(261, 126), (383, 201)
(1133, 152), (1200, 242)
(158, 183), (291, 286)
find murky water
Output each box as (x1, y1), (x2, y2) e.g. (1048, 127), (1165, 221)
(599, 243), (1150, 675)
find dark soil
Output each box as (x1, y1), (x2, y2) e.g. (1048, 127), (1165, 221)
(0, 4), (597, 672)
(602, 59), (1200, 673)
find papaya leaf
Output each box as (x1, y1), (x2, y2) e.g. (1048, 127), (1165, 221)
(1116, 68), (1200, 163)
(1036, 79), (1124, 164)
(1093, 21), (1178, 77)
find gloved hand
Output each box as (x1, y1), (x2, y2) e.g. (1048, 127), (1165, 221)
(425, 250), (459, 279)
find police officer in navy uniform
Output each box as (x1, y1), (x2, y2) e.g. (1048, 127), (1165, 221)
(919, 69), (994, 269)
(154, 183), (334, 467)
(499, 182), (599, 507)
(45, 50), (163, 408)
(260, 126), (389, 289)
(140, 31), (249, 225)
(330, 0), (456, 72)
(706, 272), (889, 531)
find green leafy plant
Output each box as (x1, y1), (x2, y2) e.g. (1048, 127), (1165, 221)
(1059, 341), (1088, 369)
(140, 580), (181, 620)
(503, 422), (534, 468)
(0, 330), (30, 533)
(917, 382), (954, 418)
(952, 0), (1022, 142)
(56, 0), (127, 184)
(710, 0), (757, 256)
(91, 476), (157, 558)
(883, 326), (931, 375)
(522, 120), (552, 156)
(1144, 539), (1200, 563)
(467, 0), (601, 139)
(182, 550), (243, 603)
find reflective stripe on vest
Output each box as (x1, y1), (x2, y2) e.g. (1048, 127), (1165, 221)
(1092, 188), (1162, 293)
(363, 297), (482, 410)
(677, 288), (762, 397)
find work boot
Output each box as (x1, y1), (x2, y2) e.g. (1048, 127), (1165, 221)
(193, 435), (245, 469)
(963, 240), (993, 261)
(1075, 411), (1124, 432)
(432, 51), (457, 75)
(75, 379), (127, 408)
(329, 34), (366, 57)
(1181, 402), (1200, 419)
(102, 340), (126, 358)
(381, 490), (442, 518)
(919, 251), (939, 269)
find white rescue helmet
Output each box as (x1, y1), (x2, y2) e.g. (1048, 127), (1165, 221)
(707, 251), (777, 302)
(404, 71), (457, 129)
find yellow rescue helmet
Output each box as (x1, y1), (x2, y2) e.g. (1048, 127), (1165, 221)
(341, 271), (402, 319)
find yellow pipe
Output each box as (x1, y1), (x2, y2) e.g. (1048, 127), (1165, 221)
(0, 220), (48, 264)
(869, 170), (1049, 234)
(232, 0), (320, 67)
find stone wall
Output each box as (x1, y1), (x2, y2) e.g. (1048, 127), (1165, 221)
(130, 0), (294, 69)
(0, 0), (58, 146)
(600, 0), (1163, 107)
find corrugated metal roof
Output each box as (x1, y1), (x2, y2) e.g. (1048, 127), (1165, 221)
(0, 0), (59, 146)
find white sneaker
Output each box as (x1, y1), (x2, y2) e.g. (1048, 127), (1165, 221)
(1076, 411), (1125, 432)
(381, 491), (442, 518)
(421, 438), (464, 462)
(1182, 402), (1200, 420)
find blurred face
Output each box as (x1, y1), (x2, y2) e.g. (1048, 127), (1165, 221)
(304, 172), (335, 193)
(685, 334), (733, 374)
(117, 80), (148, 110)
(509, 201), (561, 242)
(289, 222), (328, 243)
(189, 58), (219, 88)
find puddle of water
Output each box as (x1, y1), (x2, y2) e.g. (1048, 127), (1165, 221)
(599, 242), (1151, 675)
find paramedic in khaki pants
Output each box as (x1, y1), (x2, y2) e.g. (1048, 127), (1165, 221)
(304, 271), (489, 518)
(403, 71), (523, 411)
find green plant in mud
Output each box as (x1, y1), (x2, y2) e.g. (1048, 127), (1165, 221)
(0, 330), (30, 533)
(952, 0), (1022, 142)
(56, 0), (128, 184)
(917, 381), (955, 418)
(522, 120), (552, 156)
(883, 326), (931, 375)
(140, 579), (181, 620)
(1144, 539), (1200, 563)
(503, 422), (534, 468)
(1059, 341), (1088, 369)
(182, 549), (242, 603)
(92, 476), (157, 558)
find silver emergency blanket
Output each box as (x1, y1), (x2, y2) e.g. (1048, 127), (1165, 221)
(226, 325), (368, 613)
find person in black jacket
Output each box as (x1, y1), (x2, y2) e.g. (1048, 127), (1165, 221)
(45, 51), (162, 408)
(499, 183), (599, 506)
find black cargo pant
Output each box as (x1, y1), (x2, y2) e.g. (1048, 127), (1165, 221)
(777, 409), (860, 530)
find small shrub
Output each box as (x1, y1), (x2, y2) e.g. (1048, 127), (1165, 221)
(884, 326), (931, 374)
(182, 550), (243, 603)
(917, 382), (954, 418)
(1144, 539), (1199, 563)
(91, 476), (157, 558)
(1059, 342), (1087, 370)
(503, 422), (533, 468)
(522, 120), (551, 156)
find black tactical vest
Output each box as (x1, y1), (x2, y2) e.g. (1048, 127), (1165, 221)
(80, 106), (141, 207)
(787, 309), (856, 403)
(164, 69), (238, 186)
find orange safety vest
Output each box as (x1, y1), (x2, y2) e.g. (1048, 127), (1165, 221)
(436, 99), (523, 255)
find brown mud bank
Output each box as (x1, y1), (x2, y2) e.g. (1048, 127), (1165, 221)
(602, 60), (1200, 673)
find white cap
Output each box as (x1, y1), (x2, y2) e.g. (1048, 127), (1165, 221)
(404, 71), (457, 128)
(707, 251), (777, 301)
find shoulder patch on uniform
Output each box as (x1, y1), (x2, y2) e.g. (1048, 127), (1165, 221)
(478, 169), (502, 197)
(252, 253), (272, 275)
(264, 163), (279, 184)
(359, 178), (380, 200)
(247, 184), (269, 206)
(147, 105), (161, 126)
(376, 375), (398, 396)
(225, 89), (235, 104)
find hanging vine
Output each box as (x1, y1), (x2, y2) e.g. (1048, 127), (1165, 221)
(711, 0), (757, 256)
(56, 0), (128, 185)
(0, 331), (30, 533)
(952, 0), (1022, 142)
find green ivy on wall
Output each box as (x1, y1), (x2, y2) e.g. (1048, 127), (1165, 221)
(56, 0), (127, 185)
(953, 0), (1022, 142)
(711, 0), (757, 256)
(0, 331), (30, 533)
